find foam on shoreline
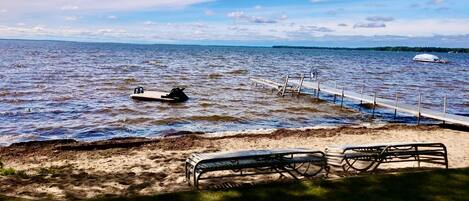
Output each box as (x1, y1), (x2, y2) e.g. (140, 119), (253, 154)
(205, 122), (390, 138)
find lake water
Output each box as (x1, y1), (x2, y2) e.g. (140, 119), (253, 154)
(0, 39), (468, 145)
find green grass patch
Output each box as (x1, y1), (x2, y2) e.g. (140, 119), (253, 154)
(93, 168), (469, 201)
(0, 167), (17, 176)
(0, 166), (28, 178)
(37, 166), (60, 176)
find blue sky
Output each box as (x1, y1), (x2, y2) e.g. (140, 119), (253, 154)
(0, 0), (468, 47)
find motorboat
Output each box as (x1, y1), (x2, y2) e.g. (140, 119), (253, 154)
(130, 87), (189, 102)
(413, 54), (448, 63)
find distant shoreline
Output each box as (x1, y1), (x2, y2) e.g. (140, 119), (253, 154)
(273, 45), (469, 53)
(2, 38), (469, 52)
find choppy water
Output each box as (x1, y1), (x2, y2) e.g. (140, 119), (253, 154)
(0, 39), (468, 145)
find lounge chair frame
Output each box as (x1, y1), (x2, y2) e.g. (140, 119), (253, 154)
(326, 142), (448, 173)
(185, 149), (327, 189)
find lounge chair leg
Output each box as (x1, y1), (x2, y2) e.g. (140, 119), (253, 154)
(275, 168), (290, 180)
(282, 167), (299, 180)
(187, 173), (192, 186)
(192, 167), (198, 189)
(185, 162), (189, 180)
(443, 145), (449, 169)
(195, 174), (200, 190)
(325, 166), (330, 178)
(444, 155), (449, 169)
(342, 164), (350, 174)
(370, 159), (383, 172)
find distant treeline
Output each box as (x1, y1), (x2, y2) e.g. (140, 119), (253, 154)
(272, 46), (469, 53)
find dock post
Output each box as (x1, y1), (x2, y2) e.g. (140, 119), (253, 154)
(333, 81), (337, 103)
(316, 81), (320, 99)
(281, 74), (289, 97)
(298, 73), (304, 95)
(341, 87), (345, 108)
(360, 85), (364, 105)
(417, 93), (422, 125)
(394, 91), (398, 119)
(443, 95), (447, 124)
(372, 91), (377, 118)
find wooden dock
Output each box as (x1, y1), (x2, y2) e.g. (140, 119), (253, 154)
(250, 76), (469, 127)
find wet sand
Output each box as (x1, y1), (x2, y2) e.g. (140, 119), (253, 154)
(0, 124), (468, 200)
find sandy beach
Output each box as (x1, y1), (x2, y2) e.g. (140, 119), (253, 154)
(0, 124), (468, 200)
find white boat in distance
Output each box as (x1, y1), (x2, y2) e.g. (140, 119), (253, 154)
(413, 53), (448, 63)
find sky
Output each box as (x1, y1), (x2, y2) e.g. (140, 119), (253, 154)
(0, 0), (469, 47)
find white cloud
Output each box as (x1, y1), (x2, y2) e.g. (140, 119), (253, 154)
(143, 21), (156, 25)
(227, 11), (246, 19)
(279, 14), (288, 20)
(285, 24), (335, 39)
(300, 25), (334, 32)
(191, 23), (207, 28)
(353, 22), (386, 28)
(228, 26), (249, 32)
(0, 9), (7, 13)
(0, 3), (468, 47)
(366, 16), (394, 22)
(227, 11), (279, 24)
(65, 16), (79, 21)
(97, 28), (127, 34)
(60, 5), (79, 10)
(97, 29), (113, 34)
(251, 17), (277, 24)
(1, 0), (213, 14)
(1, 18), (469, 46)
(32, 26), (46, 32)
(254, 5), (262, 10)
(107, 15), (117, 20)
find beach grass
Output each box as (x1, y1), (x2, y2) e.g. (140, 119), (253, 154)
(94, 168), (469, 201)
(0, 166), (24, 177)
(0, 166), (28, 178)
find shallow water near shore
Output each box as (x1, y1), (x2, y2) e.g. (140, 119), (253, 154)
(0, 39), (468, 145)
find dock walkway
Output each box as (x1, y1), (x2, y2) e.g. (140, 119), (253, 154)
(250, 77), (469, 127)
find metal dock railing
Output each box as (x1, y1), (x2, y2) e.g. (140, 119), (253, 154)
(250, 75), (469, 127)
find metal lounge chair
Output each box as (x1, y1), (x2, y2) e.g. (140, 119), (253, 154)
(185, 148), (327, 189)
(325, 142), (448, 173)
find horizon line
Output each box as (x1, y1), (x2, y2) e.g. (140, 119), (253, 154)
(1, 37), (468, 50)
